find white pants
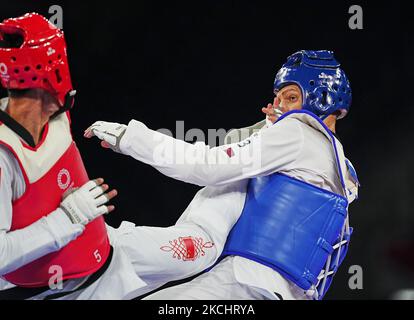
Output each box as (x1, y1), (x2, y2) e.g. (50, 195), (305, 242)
(144, 256), (271, 300)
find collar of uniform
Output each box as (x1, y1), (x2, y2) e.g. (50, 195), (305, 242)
(0, 108), (37, 148)
(330, 130), (342, 144)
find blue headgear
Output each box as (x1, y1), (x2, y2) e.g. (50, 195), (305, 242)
(273, 50), (352, 119)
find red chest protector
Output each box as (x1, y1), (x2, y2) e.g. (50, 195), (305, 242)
(0, 112), (110, 287)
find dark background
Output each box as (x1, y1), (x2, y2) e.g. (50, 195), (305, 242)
(1, 0), (413, 299)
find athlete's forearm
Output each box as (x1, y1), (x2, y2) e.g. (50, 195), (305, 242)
(119, 118), (303, 187)
(0, 208), (83, 275)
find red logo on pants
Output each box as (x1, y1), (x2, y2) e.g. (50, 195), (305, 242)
(161, 236), (214, 261)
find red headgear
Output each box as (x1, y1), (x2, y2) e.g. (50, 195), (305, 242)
(0, 13), (75, 108)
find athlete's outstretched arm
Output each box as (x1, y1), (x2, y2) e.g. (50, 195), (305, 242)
(85, 118), (303, 187)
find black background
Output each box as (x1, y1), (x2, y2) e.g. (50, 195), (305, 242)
(1, 0), (413, 299)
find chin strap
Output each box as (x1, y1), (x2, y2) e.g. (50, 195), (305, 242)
(51, 90), (77, 119)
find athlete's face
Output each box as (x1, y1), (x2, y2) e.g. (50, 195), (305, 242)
(274, 84), (303, 112)
(262, 84), (303, 122)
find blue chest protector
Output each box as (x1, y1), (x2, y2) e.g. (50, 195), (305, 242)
(222, 110), (355, 300)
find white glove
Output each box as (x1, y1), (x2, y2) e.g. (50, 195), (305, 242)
(84, 121), (127, 153)
(60, 180), (112, 225)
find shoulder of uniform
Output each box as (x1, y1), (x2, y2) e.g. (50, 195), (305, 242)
(274, 113), (304, 125)
(0, 144), (14, 163)
(270, 115), (306, 135)
(0, 144), (16, 179)
(265, 117), (306, 154)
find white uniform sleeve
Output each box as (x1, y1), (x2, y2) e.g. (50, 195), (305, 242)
(0, 150), (84, 276)
(119, 118), (304, 187)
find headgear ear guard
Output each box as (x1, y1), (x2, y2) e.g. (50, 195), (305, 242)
(0, 13), (75, 110)
(273, 50), (352, 119)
